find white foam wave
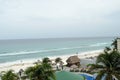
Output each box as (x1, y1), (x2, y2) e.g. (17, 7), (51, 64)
(90, 42), (109, 47)
(0, 49), (103, 68)
(0, 47), (82, 57)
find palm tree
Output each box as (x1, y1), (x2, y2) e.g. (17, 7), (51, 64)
(111, 38), (118, 50)
(25, 63), (56, 80)
(34, 63), (55, 80)
(1, 70), (18, 80)
(104, 47), (111, 52)
(42, 57), (51, 64)
(55, 57), (62, 64)
(88, 50), (120, 80)
(25, 66), (36, 80)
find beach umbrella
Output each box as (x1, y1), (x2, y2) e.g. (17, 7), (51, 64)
(51, 71), (85, 80)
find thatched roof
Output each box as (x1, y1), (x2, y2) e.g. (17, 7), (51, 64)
(66, 56), (80, 64)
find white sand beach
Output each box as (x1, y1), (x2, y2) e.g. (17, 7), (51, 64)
(0, 50), (103, 72)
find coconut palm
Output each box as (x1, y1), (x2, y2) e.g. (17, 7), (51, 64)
(55, 57), (62, 64)
(25, 63), (56, 80)
(34, 63), (55, 80)
(25, 66), (37, 80)
(111, 38), (118, 50)
(88, 50), (120, 80)
(42, 57), (51, 64)
(1, 70), (18, 80)
(104, 47), (111, 52)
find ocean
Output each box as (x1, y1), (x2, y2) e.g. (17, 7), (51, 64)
(0, 37), (114, 63)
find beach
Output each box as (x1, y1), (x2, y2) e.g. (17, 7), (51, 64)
(0, 50), (103, 72)
(0, 37), (111, 73)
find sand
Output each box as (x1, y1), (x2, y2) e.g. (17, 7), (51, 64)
(0, 50), (103, 72)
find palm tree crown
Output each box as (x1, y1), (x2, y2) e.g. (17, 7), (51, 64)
(1, 70), (18, 80)
(42, 57), (51, 64)
(111, 38), (118, 50)
(25, 63), (56, 80)
(55, 57), (62, 64)
(89, 50), (120, 80)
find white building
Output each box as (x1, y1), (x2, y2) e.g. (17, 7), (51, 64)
(117, 38), (120, 52)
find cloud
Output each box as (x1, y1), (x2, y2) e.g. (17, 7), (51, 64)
(0, 0), (120, 39)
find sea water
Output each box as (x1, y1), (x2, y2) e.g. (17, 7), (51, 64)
(0, 37), (114, 63)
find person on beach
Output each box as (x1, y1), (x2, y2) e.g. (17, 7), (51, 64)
(60, 61), (64, 70)
(18, 69), (24, 77)
(61, 65), (64, 70)
(56, 63), (59, 70)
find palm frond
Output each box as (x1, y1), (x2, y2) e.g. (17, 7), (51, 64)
(113, 73), (120, 80)
(96, 70), (106, 80)
(105, 74), (112, 80)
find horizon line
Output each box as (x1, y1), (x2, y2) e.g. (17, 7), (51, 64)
(0, 36), (117, 40)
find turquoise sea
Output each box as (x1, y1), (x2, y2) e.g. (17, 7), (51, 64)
(0, 37), (114, 63)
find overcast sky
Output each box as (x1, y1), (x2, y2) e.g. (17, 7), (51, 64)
(0, 0), (120, 39)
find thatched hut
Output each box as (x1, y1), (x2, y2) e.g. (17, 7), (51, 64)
(66, 56), (80, 67)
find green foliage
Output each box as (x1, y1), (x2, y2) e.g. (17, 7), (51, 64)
(25, 63), (56, 80)
(89, 50), (120, 80)
(55, 57), (62, 63)
(104, 47), (111, 52)
(111, 38), (118, 50)
(42, 57), (51, 64)
(1, 70), (18, 80)
(25, 66), (37, 80)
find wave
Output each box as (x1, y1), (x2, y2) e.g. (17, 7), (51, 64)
(0, 42), (110, 57)
(89, 42), (109, 47)
(0, 47), (82, 57)
(0, 49), (103, 66)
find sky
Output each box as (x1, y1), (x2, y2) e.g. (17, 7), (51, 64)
(0, 0), (120, 39)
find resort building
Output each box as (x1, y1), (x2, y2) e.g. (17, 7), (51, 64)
(117, 38), (120, 52)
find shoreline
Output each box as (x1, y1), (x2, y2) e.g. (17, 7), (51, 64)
(0, 49), (103, 72)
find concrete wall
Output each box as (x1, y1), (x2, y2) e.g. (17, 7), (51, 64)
(117, 39), (120, 52)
